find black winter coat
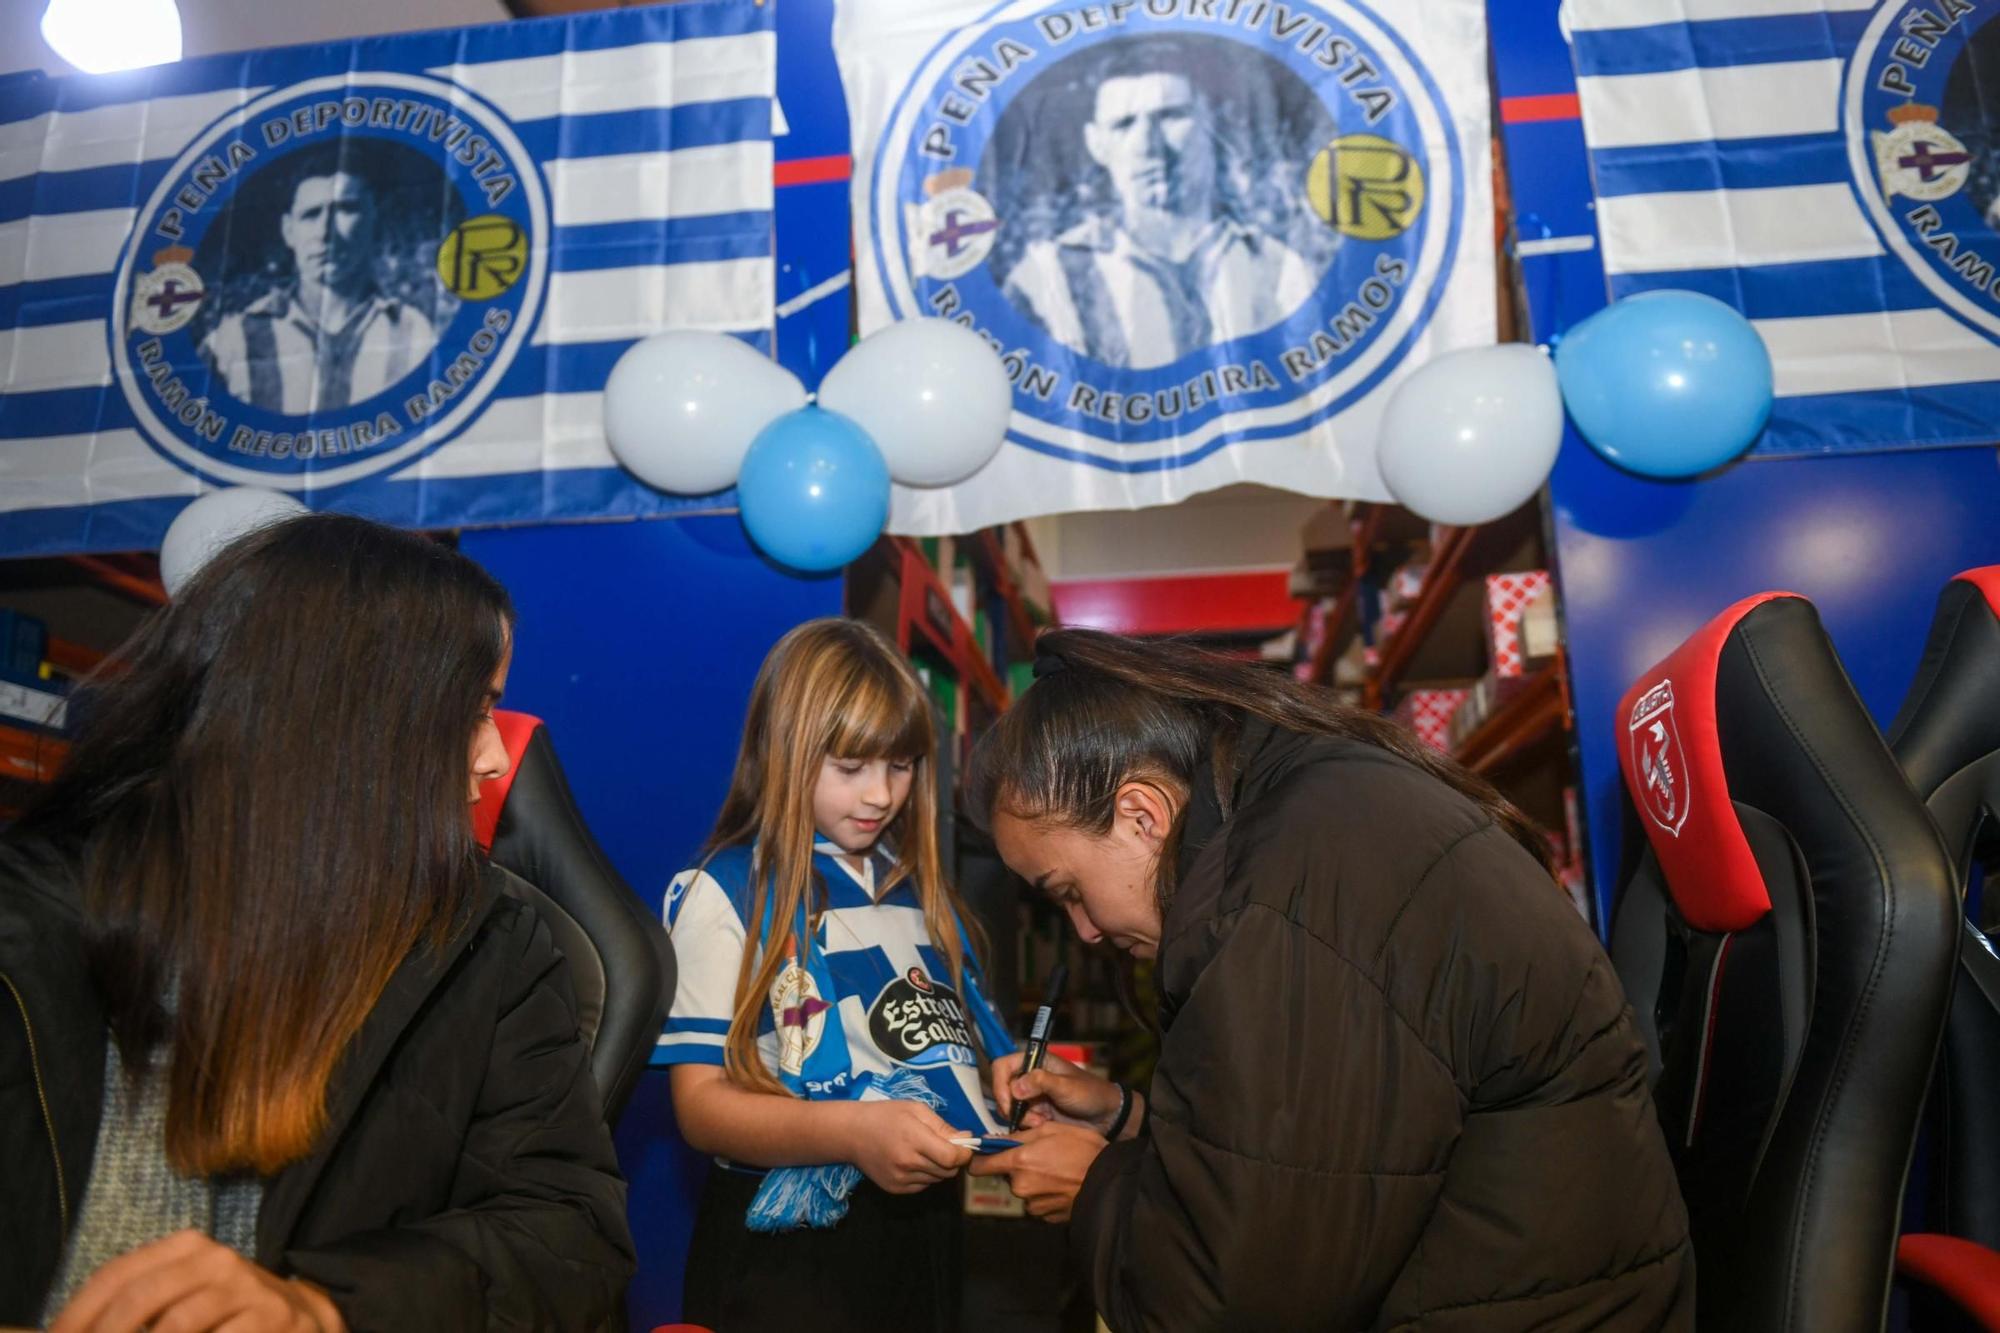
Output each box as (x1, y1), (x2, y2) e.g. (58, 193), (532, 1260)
(1072, 720), (1694, 1331)
(0, 846), (635, 1332)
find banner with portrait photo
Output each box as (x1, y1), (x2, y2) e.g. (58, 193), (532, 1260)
(0, 1), (774, 557)
(1570, 0), (2000, 458)
(836, 0), (1494, 533)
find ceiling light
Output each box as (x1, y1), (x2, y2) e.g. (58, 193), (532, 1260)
(40, 0), (183, 75)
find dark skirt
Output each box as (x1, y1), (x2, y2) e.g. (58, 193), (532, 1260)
(681, 1165), (963, 1333)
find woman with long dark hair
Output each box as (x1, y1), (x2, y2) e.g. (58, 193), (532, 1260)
(965, 629), (1692, 1331)
(0, 514), (633, 1332)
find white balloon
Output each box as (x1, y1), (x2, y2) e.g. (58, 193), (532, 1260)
(1377, 344), (1564, 527)
(159, 487), (308, 597)
(602, 332), (807, 495)
(817, 318), (1012, 488)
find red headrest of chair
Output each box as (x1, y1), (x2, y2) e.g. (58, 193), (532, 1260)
(1616, 592), (1804, 934)
(1953, 566), (2000, 619)
(473, 710), (544, 852)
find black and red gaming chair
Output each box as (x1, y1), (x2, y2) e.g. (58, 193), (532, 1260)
(1608, 592), (1959, 1331)
(1885, 567), (2000, 1324)
(474, 710), (674, 1124)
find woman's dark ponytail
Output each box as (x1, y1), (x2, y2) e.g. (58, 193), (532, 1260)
(969, 628), (1555, 882)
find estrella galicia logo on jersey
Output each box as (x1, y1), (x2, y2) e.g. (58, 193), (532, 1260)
(868, 966), (977, 1068)
(865, 0), (1462, 472)
(1628, 680), (1690, 839)
(1848, 2), (2000, 344)
(109, 73), (549, 489)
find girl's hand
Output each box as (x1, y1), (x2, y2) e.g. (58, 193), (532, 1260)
(49, 1229), (345, 1333)
(993, 1050), (1129, 1134)
(966, 1122), (1108, 1223)
(841, 1100), (976, 1194)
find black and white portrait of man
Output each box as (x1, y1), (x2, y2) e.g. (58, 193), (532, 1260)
(981, 34), (1335, 370)
(197, 142), (450, 414)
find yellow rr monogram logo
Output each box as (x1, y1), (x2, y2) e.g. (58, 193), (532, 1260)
(437, 213), (528, 300)
(1307, 135), (1427, 241)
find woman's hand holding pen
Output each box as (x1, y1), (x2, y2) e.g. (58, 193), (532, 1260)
(981, 1051), (1145, 1224)
(841, 1100), (975, 1194)
(967, 1123), (1107, 1222)
(992, 1049), (1144, 1140)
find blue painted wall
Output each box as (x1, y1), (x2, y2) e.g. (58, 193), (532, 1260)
(458, 3), (858, 1325)
(1490, 1), (2000, 926)
(460, 515), (842, 1326)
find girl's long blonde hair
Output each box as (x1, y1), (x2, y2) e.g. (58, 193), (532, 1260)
(708, 618), (979, 1094)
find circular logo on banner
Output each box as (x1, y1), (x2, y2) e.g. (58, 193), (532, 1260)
(110, 74), (548, 489)
(1848, 5), (2000, 343)
(867, 0), (1462, 474)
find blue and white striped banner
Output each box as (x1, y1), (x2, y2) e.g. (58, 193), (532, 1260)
(838, 0), (1495, 533)
(0, 1), (774, 556)
(1569, 0), (2000, 458)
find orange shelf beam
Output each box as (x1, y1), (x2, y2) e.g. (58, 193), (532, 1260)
(1368, 524), (1474, 710)
(64, 555), (166, 607)
(45, 636), (107, 677)
(890, 537), (1008, 713)
(1306, 503), (1385, 686)
(0, 724), (68, 784)
(1454, 665), (1567, 775)
(972, 530), (1042, 657)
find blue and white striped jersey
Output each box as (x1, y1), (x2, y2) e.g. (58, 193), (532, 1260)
(659, 840), (1015, 1137)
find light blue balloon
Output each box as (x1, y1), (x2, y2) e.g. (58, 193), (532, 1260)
(737, 407), (891, 573)
(1554, 290), (1774, 479)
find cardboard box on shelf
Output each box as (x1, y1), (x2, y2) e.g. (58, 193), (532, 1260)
(1301, 503), (1351, 556)
(1391, 688), (1467, 752)
(1290, 548), (1351, 599)
(1332, 636), (1369, 687)
(1386, 562), (1428, 610)
(1447, 670), (1531, 749)
(0, 676), (67, 733)
(950, 560), (977, 626)
(1484, 571), (1557, 678)
(1297, 598), (1334, 668)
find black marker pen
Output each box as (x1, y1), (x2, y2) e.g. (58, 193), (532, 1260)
(1006, 961), (1068, 1133)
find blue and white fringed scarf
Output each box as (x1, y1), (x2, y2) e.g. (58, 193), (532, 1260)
(743, 869), (1012, 1233)
(745, 1068), (949, 1232)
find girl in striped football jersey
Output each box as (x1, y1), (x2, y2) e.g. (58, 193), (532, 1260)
(659, 618), (1013, 1333)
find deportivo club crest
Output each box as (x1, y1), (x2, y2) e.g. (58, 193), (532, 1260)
(1847, 2), (2000, 344)
(770, 960), (832, 1077)
(1627, 680), (1690, 839)
(916, 169), (1003, 281)
(131, 247), (207, 336)
(109, 73), (548, 489)
(864, 0), (1461, 476)
(1874, 104), (1972, 204)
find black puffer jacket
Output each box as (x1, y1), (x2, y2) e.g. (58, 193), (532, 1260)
(0, 845), (635, 1331)
(1072, 720), (1693, 1331)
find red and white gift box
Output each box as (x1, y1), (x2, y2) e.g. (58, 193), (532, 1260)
(1484, 571), (1556, 678)
(1391, 688), (1468, 752)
